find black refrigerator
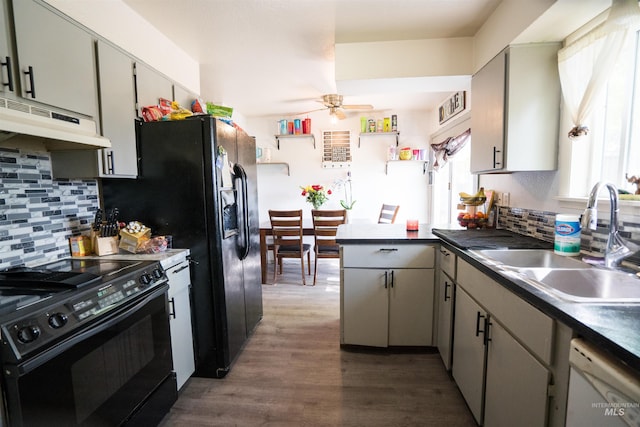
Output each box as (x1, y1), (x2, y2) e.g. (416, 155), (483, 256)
(101, 116), (263, 378)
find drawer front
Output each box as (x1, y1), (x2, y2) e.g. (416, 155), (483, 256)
(439, 245), (456, 279)
(342, 244), (435, 269)
(458, 258), (554, 365)
(167, 260), (191, 296)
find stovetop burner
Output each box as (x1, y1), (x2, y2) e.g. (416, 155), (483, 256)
(0, 258), (164, 318)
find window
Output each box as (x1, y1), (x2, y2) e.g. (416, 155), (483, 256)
(561, 4), (640, 200)
(588, 30), (640, 192)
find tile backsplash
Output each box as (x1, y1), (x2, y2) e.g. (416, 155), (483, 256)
(498, 206), (640, 265)
(0, 147), (98, 270)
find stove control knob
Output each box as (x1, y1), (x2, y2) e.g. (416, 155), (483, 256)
(152, 268), (164, 280)
(48, 313), (68, 329)
(17, 325), (41, 344)
(139, 274), (152, 286)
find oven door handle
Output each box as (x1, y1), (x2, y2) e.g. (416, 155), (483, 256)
(16, 283), (169, 376)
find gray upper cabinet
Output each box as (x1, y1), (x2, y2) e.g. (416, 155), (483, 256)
(0, 0), (14, 97)
(470, 43), (561, 174)
(11, 0), (98, 118)
(173, 84), (196, 111)
(135, 62), (173, 118)
(97, 41), (138, 177)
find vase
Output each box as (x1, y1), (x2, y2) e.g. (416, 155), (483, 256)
(312, 202), (323, 210)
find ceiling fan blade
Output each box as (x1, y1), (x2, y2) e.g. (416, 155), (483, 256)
(335, 109), (347, 120)
(295, 107), (327, 115)
(342, 104), (374, 110)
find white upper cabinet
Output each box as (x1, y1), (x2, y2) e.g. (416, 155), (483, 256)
(96, 40), (138, 177)
(135, 62), (173, 118)
(11, 0), (98, 118)
(471, 43), (561, 174)
(0, 1), (14, 97)
(173, 84), (197, 111)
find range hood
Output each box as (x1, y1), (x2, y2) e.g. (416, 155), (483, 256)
(0, 96), (111, 149)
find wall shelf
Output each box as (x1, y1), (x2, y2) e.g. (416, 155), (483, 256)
(257, 162), (290, 175)
(385, 160), (428, 175)
(274, 134), (315, 149)
(358, 131), (399, 147)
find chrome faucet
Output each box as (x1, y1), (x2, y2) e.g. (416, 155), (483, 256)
(582, 182), (639, 268)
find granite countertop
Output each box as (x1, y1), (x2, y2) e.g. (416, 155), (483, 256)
(431, 228), (640, 377)
(75, 248), (190, 269)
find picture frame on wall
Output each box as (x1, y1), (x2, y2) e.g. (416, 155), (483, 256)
(438, 91), (466, 125)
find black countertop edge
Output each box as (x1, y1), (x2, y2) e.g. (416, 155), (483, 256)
(439, 240), (640, 376)
(336, 223), (441, 244)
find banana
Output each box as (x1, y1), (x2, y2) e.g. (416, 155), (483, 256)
(459, 187), (485, 199)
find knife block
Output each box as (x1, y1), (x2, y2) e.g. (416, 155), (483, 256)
(91, 230), (119, 256)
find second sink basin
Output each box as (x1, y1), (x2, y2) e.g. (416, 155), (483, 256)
(473, 249), (590, 269)
(515, 268), (640, 302)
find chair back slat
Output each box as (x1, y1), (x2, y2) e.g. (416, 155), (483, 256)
(311, 209), (347, 252)
(378, 204), (400, 224)
(269, 209), (304, 248)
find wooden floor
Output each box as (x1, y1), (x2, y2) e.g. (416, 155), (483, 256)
(160, 259), (476, 426)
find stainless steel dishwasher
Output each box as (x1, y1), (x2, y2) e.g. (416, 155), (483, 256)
(566, 338), (640, 427)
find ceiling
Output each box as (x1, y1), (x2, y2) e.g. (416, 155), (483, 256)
(119, 0), (506, 118)
(120, 0), (602, 119)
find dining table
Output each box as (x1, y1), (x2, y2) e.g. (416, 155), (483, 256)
(259, 220), (316, 284)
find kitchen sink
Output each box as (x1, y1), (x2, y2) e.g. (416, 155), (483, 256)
(472, 249), (640, 302)
(472, 249), (591, 269)
(513, 268), (640, 303)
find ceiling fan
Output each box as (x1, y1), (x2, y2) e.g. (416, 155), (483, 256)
(298, 94), (373, 120)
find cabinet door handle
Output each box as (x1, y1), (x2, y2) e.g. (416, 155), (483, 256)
(483, 318), (492, 346)
(390, 270), (395, 288)
(475, 311), (486, 337)
(168, 297), (176, 319)
(172, 264), (190, 274)
(493, 146), (501, 168)
(105, 150), (115, 174)
(1, 56), (14, 92)
(24, 66), (36, 98)
(439, 249), (450, 257)
(444, 281), (451, 301)
(379, 248), (398, 253)
(383, 271), (388, 289)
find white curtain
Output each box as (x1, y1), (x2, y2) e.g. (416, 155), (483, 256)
(558, 0), (640, 139)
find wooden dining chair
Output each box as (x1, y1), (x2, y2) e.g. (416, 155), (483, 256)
(311, 209), (347, 286)
(268, 209), (311, 285)
(378, 204), (400, 224)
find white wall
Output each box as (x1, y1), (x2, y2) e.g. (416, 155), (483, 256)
(247, 109), (435, 225)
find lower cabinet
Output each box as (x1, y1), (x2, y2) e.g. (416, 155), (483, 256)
(436, 270), (455, 370)
(452, 287), (486, 423)
(436, 244), (456, 370)
(341, 244), (435, 347)
(452, 259), (553, 427)
(484, 319), (550, 427)
(165, 257), (196, 390)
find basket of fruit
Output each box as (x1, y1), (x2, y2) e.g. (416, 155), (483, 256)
(457, 210), (488, 229)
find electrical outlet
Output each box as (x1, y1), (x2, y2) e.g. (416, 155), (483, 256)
(496, 192), (504, 205)
(503, 192), (511, 207)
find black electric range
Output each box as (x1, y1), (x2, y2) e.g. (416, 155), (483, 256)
(0, 258), (176, 427)
(0, 258), (167, 362)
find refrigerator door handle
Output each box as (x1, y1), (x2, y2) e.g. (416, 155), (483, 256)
(233, 163), (251, 260)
